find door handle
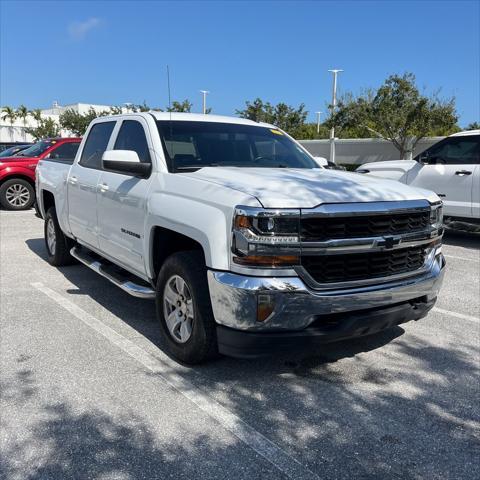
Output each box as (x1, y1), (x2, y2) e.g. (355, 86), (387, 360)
(455, 170), (472, 176)
(98, 183), (109, 193)
(69, 175), (78, 185)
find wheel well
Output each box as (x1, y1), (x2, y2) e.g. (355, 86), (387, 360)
(151, 227), (205, 281)
(42, 190), (55, 214)
(0, 175), (35, 188)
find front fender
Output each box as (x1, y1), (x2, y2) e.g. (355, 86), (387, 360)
(145, 193), (233, 276)
(0, 166), (35, 184)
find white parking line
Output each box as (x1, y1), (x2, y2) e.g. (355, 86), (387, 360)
(31, 282), (319, 480)
(432, 307), (479, 324)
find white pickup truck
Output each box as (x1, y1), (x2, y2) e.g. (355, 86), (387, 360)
(36, 113), (445, 363)
(356, 130), (480, 225)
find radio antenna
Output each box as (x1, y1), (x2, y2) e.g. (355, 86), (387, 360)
(166, 65), (172, 113)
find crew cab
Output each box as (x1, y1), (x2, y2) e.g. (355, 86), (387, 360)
(0, 137), (81, 210)
(356, 130), (480, 225)
(36, 113), (445, 363)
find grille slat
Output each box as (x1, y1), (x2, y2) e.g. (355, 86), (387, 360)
(302, 246), (427, 284)
(301, 211), (430, 242)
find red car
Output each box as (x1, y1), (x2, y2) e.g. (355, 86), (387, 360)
(0, 137), (81, 210)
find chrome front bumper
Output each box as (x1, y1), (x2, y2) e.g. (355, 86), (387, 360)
(207, 250), (445, 332)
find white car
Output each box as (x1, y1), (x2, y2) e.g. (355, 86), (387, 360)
(357, 130), (480, 224)
(36, 113), (445, 364)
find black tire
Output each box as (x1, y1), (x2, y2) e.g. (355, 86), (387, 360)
(156, 251), (218, 364)
(0, 178), (35, 210)
(44, 207), (75, 266)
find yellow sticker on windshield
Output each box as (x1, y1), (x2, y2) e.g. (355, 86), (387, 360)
(270, 129), (283, 135)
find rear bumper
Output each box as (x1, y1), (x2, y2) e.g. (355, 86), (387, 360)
(207, 250), (445, 357)
(217, 297), (436, 358)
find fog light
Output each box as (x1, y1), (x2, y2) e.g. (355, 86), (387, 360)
(257, 294), (275, 322)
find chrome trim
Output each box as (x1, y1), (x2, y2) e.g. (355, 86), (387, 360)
(207, 251), (445, 332)
(71, 246), (155, 299)
(300, 200), (431, 217)
(300, 228), (441, 255)
(234, 206), (300, 218)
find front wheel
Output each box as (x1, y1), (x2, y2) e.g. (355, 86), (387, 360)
(44, 207), (75, 266)
(156, 251), (218, 364)
(0, 178), (35, 210)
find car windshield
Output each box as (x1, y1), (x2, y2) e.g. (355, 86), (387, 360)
(156, 121), (319, 172)
(0, 145), (30, 158)
(15, 140), (55, 157)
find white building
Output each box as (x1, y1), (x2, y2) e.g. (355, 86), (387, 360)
(0, 102), (116, 142)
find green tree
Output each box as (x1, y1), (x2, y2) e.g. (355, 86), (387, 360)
(109, 106), (123, 115)
(465, 121), (480, 130)
(16, 105), (29, 141)
(25, 117), (60, 140)
(167, 99), (193, 112)
(30, 109), (42, 122)
(236, 98), (308, 138)
(326, 73), (459, 158)
(1, 106), (17, 141)
(59, 107), (109, 136)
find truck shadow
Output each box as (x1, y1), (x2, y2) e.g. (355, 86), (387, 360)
(442, 228), (480, 249)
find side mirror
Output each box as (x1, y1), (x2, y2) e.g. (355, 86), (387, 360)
(102, 150), (151, 178)
(313, 156), (329, 167)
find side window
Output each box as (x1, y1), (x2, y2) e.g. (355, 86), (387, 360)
(80, 122), (116, 169)
(113, 120), (151, 163)
(48, 142), (80, 163)
(423, 136), (480, 165)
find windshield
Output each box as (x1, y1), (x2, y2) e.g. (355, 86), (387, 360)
(16, 140), (55, 157)
(156, 121), (319, 172)
(0, 145), (30, 158)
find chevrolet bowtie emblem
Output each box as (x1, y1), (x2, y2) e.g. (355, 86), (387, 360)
(379, 236), (402, 249)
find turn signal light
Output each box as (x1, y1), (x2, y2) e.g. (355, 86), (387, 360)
(257, 294), (275, 322)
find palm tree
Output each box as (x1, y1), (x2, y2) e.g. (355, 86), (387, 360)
(17, 105), (29, 141)
(1, 106), (17, 141)
(30, 108), (42, 122)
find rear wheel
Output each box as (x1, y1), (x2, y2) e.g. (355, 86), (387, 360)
(0, 178), (35, 210)
(156, 251), (218, 364)
(44, 207), (75, 266)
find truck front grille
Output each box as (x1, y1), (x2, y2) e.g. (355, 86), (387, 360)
(300, 211), (430, 242)
(301, 246), (427, 284)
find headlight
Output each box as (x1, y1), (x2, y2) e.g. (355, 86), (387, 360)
(232, 207), (300, 268)
(430, 203), (443, 229)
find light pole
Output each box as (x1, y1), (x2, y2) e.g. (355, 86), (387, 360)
(328, 69), (343, 164)
(315, 111), (322, 134)
(200, 90), (209, 114)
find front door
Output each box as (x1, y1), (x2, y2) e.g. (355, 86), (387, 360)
(407, 134), (480, 218)
(96, 118), (153, 276)
(68, 120), (116, 249)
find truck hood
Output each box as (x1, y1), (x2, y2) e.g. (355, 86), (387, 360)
(359, 160), (417, 174)
(185, 167), (439, 208)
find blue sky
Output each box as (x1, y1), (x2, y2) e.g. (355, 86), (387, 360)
(1, 0), (479, 126)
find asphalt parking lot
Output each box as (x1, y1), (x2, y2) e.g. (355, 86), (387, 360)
(1, 209), (479, 480)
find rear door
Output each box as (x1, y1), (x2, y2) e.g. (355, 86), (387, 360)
(96, 118), (154, 276)
(68, 120), (116, 249)
(407, 135), (480, 218)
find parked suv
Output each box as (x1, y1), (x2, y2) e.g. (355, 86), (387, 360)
(37, 113), (444, 363)
(0, 137), (81, 210)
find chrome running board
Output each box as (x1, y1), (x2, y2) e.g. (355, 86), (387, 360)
(70, 246), (155, 299)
